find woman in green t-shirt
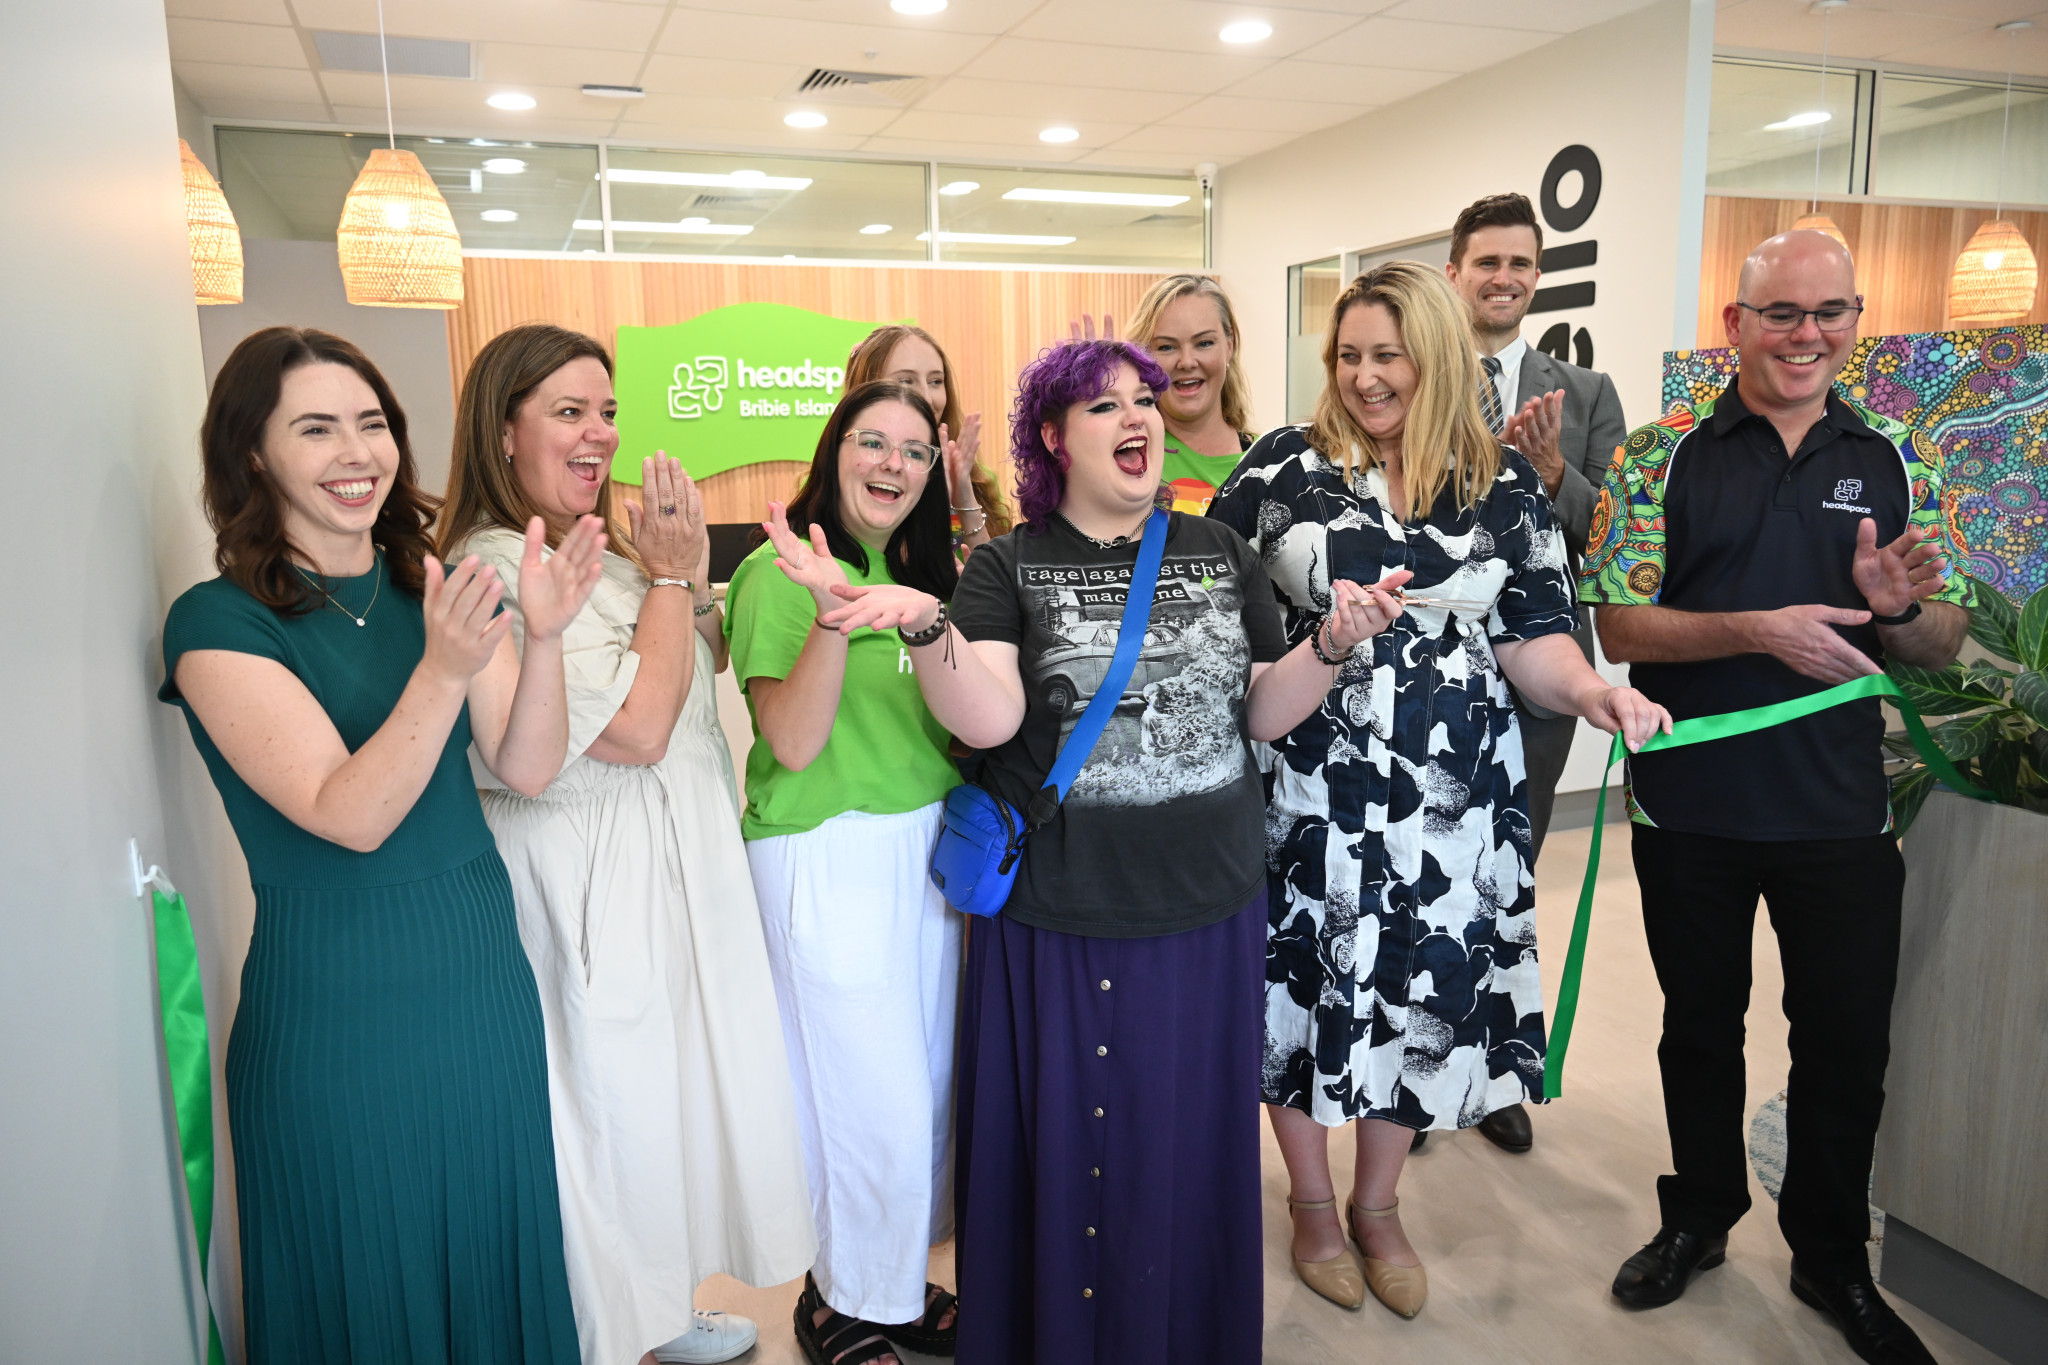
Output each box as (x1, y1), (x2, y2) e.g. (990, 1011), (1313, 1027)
(723, 379), (962, 1365)
(1123, 274), (1257, 515)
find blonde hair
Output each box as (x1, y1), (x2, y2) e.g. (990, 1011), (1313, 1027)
(438, 324), (638, 565)
(1309, 261), (1501, 522)
(1124, 274), (1253, 436)
(845, 324), (1013, 536)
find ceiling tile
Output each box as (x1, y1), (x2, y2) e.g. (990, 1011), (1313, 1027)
(330, 108), (632, 139)
(1007, 0), (1363, 60)
(1306, 14), (1555, 70)
(915, 76), (1196, 123)
(166, 17), (306, 68)
(1220, 58), (1450, 104)
(1097, 124), (1298, 157)
(200, 99), (337, 121)
(617, 94), (905, 136)
(654, 9), (995, 73)
(1157, 93), (1373, 132)
(609, 121), (874, 153)
(173, 59), (326, 102)
(664, 0), (1043, 33)
(1378, 0), (1656, 34)
(957, 37), (1268, 93)
(1895, 28), (2048, 78)
(319, 70), (583, 114)
(637, 52), (797, 100)
(1713, 0), (1977, 60)
(856, 134), (1090, 164)
(872, 108), (1140, 148)
(1807, 0), (2045, 21)
(164, 0), (294, 21)
(289, 0), (666, 51)
(477, 42), (645, 88)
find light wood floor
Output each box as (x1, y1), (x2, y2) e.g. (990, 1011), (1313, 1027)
(692, 823), (2006, 1365)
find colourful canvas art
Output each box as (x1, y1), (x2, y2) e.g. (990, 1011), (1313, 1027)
(1662, 327), (2048, 602)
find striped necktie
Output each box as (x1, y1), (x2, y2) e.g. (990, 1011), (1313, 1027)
(1479, 355), (1505, 435)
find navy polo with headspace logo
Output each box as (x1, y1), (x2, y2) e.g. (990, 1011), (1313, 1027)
(1578, 377), (1970, 841)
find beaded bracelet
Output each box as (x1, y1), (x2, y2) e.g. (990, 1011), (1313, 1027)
(1308, 617), (1354, 666)
(899, 602), (950, 648)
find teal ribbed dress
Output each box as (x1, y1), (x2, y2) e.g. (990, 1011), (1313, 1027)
(161, 560), (580, 1365)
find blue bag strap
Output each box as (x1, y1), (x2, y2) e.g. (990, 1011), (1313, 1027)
(1030, 509), (1169, 824)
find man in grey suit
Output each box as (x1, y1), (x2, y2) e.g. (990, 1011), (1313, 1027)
(1439, 191), (1628, 1154)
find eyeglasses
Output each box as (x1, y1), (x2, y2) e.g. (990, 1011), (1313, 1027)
(843, 428), (939, 470)
(1736, 300), (1865, 332)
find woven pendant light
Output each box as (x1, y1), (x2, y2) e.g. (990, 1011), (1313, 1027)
(337, 148), (463, 307)
(334, 0), (463, 308)
(179, 139), (242, 305)
(1793, 213), (1849, 252)
(1948, 21), (2038, 328)
(1950, 219), (2039, 326)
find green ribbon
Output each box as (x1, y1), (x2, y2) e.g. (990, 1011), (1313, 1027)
(1541, 674), (1993, 1100)
(152, 888), (227, 1365)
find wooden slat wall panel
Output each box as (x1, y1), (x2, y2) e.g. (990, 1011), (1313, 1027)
(1698, 197), (2048, 346)
(446, 258), (1176, 523)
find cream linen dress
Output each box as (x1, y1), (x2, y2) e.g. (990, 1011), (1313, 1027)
(463, 529), (817, 1365)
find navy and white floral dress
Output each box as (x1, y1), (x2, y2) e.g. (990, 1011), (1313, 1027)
(1210, 427), (1579, 1130)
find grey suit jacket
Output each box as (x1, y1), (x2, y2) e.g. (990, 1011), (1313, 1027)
(1508, 345), (1628, 719)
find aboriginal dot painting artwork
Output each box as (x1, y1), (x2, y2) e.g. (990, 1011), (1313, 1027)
(1661, 327), (2048, 604)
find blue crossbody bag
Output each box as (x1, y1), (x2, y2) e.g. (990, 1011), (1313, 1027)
(928, 510), (1169, 918)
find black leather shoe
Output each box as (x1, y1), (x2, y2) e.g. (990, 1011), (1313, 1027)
(1477, 1103), (1533, 1153)
(1410, 1128), (1428, 1153)
(1789, 1260), (1936, 1364)
(1611, 1228), (1728, 1308)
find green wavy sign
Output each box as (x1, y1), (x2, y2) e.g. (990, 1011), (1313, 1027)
(612, 302), (892, 484)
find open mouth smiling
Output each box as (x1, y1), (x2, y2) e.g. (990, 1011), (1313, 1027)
(865, 477), (906, 505)
(320, 477), (377, 508)
(568, 454), (605, 485)
(1112, 434), (1149, 477)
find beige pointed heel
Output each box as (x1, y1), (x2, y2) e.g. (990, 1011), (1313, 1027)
(1286, 1197), (1367, 1310)
(1348, 1197), (1428, 1318)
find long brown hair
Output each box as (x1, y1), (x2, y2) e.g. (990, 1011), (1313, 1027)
(845, 324), (1013, 536)
(1309, 261), (1502, 522)
(1123, 273), (1254, 436)
(200, 326), (438, 611)
(437, 324), (631, 561)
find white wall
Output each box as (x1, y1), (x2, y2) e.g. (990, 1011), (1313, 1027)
(1213, 0), (1714, 793)
(0, 1), (249, 1361)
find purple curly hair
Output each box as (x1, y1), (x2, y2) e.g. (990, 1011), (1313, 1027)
(1009, 339), (1172, 531)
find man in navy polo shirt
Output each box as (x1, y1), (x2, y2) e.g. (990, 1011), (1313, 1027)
(1580, 229), (1969, 1365)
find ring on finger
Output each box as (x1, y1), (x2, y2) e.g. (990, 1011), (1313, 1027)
(660, 504), (677, 515)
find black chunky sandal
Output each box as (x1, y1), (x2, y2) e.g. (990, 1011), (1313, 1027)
(795, 1274), (901, 1365)
(880, 1282), (958, 1357)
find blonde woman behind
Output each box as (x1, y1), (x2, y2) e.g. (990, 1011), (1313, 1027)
(845, 323), (1012, 554)
(440, 324), (816, 1365)
(1122, 274), (1257, 513)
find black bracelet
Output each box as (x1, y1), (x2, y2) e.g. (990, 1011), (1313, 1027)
(1870, 600), (1922, 627)
(1308, 617), (1354, 666)
(899, 602), (950, 648)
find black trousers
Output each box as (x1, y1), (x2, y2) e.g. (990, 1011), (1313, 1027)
(1630, 824), (1905, 1277)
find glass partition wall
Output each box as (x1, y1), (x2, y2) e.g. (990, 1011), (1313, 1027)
(214, 126), (1204, 268)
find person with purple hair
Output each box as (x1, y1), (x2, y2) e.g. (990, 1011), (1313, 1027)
(814, 338), (1407, 1363)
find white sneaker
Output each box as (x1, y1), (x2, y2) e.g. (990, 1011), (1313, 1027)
(650, 1310), (760, 1364)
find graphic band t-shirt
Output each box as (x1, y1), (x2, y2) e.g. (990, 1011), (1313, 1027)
(725, 539), (959, 840)
(1161, 432), (1251, 515)
(950, 511), (1288, 938)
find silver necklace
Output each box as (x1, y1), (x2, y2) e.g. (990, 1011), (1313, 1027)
(1055, 510), (1150, 551)
(296, 555), (381, 626)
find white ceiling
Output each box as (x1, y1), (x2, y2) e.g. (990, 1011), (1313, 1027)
(166, 0), (1668, 171)
(1717, 0), (2048, 79)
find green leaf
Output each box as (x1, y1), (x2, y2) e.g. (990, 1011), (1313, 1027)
(1927, 710), (2005, 763)
(1886, 660), (2003, 714)
(2012, 670), (2048, 730)
(1889, 764), (1937, 834)
(1965, 574), (2022, 661)
(2020, 584), (2048, 673)
(1958, 660), (2016, 695)
(1981, 741), (2026, 805)
(1882, 732), (1922, 762)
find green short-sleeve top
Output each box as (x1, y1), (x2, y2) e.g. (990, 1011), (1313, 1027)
(723, 540), (957, 841)
(159, 561), (496, 889)
(1161, 432), (1251, 515)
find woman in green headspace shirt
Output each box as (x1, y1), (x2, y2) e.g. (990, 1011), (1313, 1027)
(1125, 274), (1258, 514)
(160, 327), (604, 1365)
(723, 378), (963, 1365)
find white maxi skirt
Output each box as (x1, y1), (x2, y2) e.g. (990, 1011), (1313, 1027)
(746, 802), (960, 1325)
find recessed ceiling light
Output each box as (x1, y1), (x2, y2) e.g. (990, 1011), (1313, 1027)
(1003, 187), (1191, 207)
(892, 0), (948, 11)
(1039, 126), (1080, 143)
(1219, 19), (1271, 43)
(785, 110), (829, 128)
(487, 91), (536, 110)
(938, 180), (979, 196)
(860, 223), (893, 234)
(481, 209), (519, 222)
(918, 230), (1078, 246)
(482, 158), (526, 174)
(575, 218), (754, 235)
(1764, 110), (1831, 130)
(605, 168), (812, 191)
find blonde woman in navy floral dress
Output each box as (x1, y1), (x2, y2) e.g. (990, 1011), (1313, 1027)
(1210, 263), (1670, 1320)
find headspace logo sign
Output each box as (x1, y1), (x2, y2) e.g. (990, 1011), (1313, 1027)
(615, 302), (891, 484)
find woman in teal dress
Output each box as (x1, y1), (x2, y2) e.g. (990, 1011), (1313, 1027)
(160, 327), (605, 1364)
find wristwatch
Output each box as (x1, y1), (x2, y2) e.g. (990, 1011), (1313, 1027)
(1870, 600), (1921, 626)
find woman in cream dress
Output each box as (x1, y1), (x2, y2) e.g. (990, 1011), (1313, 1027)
(441, 324), (815, 1365)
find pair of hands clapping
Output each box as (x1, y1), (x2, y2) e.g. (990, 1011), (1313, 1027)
(763, 502), (945, 636)
(422, 515), (607, 684)
(627, 453), (709, 586)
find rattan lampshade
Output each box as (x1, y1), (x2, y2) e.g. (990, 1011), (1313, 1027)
(1949, 219), (2039, 327)
(179, 139), (242, 305)
(1792, 213), (1850, 254)
(336, 148), (464, 309)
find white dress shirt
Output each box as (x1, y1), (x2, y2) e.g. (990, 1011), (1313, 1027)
(1486, 335), (1527, 423)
